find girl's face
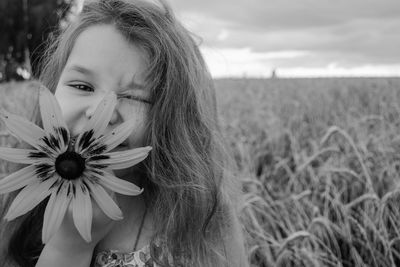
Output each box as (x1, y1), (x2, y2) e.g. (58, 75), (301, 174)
(55, 24), (150, 153)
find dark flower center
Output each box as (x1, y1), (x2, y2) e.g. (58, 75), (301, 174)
(55, 152), (86, 180)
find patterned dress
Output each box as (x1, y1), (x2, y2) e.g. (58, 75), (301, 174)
(94, 245), (158, 267)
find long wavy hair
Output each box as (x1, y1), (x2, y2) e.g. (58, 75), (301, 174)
(0, 0), (245, 266)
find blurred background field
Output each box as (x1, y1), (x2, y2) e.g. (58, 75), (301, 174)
(3, 78), (400, 266)
(0, 81), (39, 174)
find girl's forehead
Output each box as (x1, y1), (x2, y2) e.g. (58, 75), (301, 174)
(65, 24), (147, 84)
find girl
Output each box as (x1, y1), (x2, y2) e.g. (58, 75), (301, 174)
(0, 0), (248, 266)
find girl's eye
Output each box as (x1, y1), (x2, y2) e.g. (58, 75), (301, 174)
(118, 94), (152, 105)
(69, 84), (94, 92)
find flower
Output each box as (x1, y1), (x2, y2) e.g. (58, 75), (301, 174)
(0, 86), (152, 243)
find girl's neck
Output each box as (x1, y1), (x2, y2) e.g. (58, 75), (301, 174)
(95, 193), (154, 253)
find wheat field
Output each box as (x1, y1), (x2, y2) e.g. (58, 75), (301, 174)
(2, 78), (400, 266)
(215, 77), (400, 267)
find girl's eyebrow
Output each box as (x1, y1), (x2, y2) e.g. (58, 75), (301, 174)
(125, 75), (145, 90)
(122, 77), (145, 91)
(65, 65), (96, 77)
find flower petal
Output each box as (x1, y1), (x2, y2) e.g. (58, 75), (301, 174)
(80, 119), (136, 156)
(0, 165), (38, 194)
(72, 182), (93, 242)
(75, 92), (117, 152)
(0, 147), (47, 164)
(42, 183), (72, 243)
(5, 178), (55, 220)
(91, 146), (152, 170)
(39, 86), (70, 148)
(99, 119), (136, 153)
(86, 181), (123, 220)
(0, 107), (46, 149)
(91, 170), (143, 196)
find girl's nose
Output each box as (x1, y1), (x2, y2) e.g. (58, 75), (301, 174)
(85, 102), (97, 120)
(84, 94), (104, 120)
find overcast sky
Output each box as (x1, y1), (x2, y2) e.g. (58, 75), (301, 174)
(168, 0), (400, 78)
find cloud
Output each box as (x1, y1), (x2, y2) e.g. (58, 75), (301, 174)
(172, 0), (400, 31)
(169, 0), (400, 76)
(201, 47), (310, 77)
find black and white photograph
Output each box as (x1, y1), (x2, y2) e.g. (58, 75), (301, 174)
(1, 0), (400, 266)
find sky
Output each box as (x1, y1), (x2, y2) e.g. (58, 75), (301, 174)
(168, 0), (400, 78)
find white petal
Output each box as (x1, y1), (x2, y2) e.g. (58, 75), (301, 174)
(39, 86), (70, 148)
(0, 107), (46, 149)
(72, 183), (92, 242)
(85, 92), (117, 137)
(91, 171), (143, 196)
(75, 93), (117, 152)
(80, 119), (136, 155)
(42, 183), (72, 243)
(5, 178), (55, 220)
(91, 146), (152, 170)
(99, 119), (136, 153)
(86, 181), (123, 220)
(0, 147), (46, 164)
(0, 165), (38, 194)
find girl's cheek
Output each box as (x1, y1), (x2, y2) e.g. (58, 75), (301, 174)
(119, 105), (149, 147)
(128, 116), (149, 148)
(128, 124), (147, 147)
(55, 91), (90, 135)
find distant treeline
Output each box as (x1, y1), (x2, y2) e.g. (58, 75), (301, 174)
(0, 0), (76, 82)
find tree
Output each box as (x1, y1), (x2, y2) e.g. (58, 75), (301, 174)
(0, 0), (76, 81)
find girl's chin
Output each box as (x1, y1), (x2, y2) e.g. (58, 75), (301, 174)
(112, 165), (143, 184)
